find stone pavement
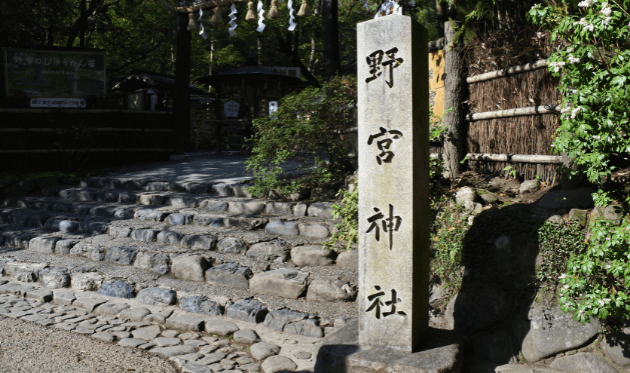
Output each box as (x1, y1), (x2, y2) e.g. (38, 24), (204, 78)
(0, 154), (359, 372)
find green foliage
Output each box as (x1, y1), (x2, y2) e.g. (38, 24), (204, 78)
(324, 181), (359, 251)
(430, 202), (468, 290)
(558, 217), (630, 327)
(245, 76), (356, 197)
(536, 220), (587, 292)
(528, 0), (630, 327)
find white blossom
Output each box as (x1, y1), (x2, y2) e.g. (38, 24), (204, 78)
(559, 273), (567, 279)
(604, 16), (612, 23)
(578, 0), (594, 7)
(593, 135), (601, 139)
(570, 106), (583, 119)
(568, 55), (581, 64)
(601, 6), (612, 16)
(575, 18), (595, 31)
(531, 3), (541, 9)
(536, 32), (543, 38)
(567, 47), (574, 53)
(599, 299), (606, 307)
(578, 309), (585, 315)
(549, 61), (566, 72)
(572, 89), (579, 94)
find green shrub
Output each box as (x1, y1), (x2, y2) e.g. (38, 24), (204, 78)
(245, 76), (357, 197)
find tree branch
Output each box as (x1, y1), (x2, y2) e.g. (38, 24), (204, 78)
(107, 30), (172, 73)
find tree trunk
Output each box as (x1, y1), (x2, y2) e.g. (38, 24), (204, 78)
(443, 20), (464, 179)
(172, 10), (192, 156)
(322, 0), (340, 79)
(436, 1), (448, 38)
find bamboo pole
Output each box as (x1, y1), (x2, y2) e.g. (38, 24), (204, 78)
(466, 105), (560, 121)
(466, 60), (548, 84)
(430, 152), (564, 164)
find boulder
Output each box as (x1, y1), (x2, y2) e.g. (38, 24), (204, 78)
(445, 283), (511, 334)
(205, 263), (253, 289)
(455, 187), (477, 205)
(198, 200), (228, 211)
(181, 235), (217, 250)
(226, 217), (268, 230)
(216, 237), (248, 254)
(519, 179), (540, 194)
(250, 342), (280, 360)
(205, 319), (239, 337)
(137, 194), (168, 206)
(59, 220), (79, 233)
(263, 309), (323, 338)
(157, 230), (184, 245)
(602, 332), (630, 367)
(232, 185), (253, 198)
(228, 201), (266, 215)
(165, 315), (205, 332)
(131, 229), (159, 242)
(291, 245), (336, 267)
(479, 191), (499, 204)
(211, 183), (232, 196)
(226, 299), (268, 323)
(193, 215), (225, 227)
(39, 267), (70, 289)
(134, 251), (170, 275)
(307, 278), (357, 302)
(136, 287), (177, 306)
(71, 273), (103, 291)
(261, 355), (297, 373)
(233, 329), (261, 344)
(166, 213), (194, 226)
(105, 247), (138, 265)
(336, 250), (358, 271)
(55, 239), (79, 255)
(307, 202), (335, 219)
(550, 352), (620, 372)
(249, 269), (309, 299)
(293, 203), (308, 216)
(246, 240), (291, 262)
(568, 209), (587, 226)
(119, 307), (151, 322)
(133, 209), (168, 221)
(109, 226), (132, 238)
(521, 303), (600, 362)
(179, 295), (223, 316)
(167, 197), (198, 208)
(29, 236), (62, 254)
(298, 223), (330, 238)
(266, 202), (293, 215)
(97, 279), (135, 299)
(265, 220), (299, 236)
(171, 255), (209, 282)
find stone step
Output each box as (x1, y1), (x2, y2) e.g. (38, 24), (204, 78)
(0, 278), (331, 372)
(0, 249), (356, 332)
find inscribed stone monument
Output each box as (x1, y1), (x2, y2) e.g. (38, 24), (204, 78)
(358, 14), (429, 353)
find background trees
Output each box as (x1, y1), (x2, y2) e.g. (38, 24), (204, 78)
(1, 0), (440, 86)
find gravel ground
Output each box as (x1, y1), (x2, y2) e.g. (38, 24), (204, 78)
(0, 317), (179, 373)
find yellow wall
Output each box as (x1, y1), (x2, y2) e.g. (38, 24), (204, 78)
(428, 50), (445, 119)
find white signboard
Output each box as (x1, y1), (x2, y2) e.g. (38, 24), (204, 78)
(224, 100), (240, 118)
(269, 101), (278, 118)
(268, 67), (301, 78)
(30, 98), (86, 108)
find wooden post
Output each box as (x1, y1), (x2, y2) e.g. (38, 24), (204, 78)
(322, 0), (340, 79)
(443, 20), (463, 179)
(172, 7), (193, 159)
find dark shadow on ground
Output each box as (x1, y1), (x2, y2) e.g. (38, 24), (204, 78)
(452, 203), (557, 370)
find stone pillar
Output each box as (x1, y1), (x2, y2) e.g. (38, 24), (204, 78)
(357, 15), (429, 353)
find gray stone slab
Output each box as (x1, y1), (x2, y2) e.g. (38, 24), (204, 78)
(226, 299), (268, 323)
(29, 236), (62, 254)
(134, 251), (170, 275)
(136, 287), (177, 306)
(165, 315), (205, 332)
(171, 255), (209, 282)
(249, 269), (308, 299)
(104, 246), (138, 265)
(132, 324), (162, 340)
(550, 352), (619, 373)
(157, 230), (185, 244)
(261, 355), (297, 373)
(88, 331), (114, 342)
(314, 319), (461, 373)
(155, 337), (182, 347)
(73, 298), (107, 312)
(97, 279), (135, 299)
(24, 289), (54, 303)
(216, 237), (249, 254)
(357, 14), (429, 352)
(291, 245), (336, 267)
(179, 295), (223, 316)
(151, 345), (198, 358)
(250, 342), (280, 360)
(118, 338), (147, 348)
(205, 263), (252, 289)
(204, 319), (239, 337)
(119, 307), (151, 321)
(265, 220), (299, 236)
(246, 240), (291, 262)
(53, 291), (76, 306)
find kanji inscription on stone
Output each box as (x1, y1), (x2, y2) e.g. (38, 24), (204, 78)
(358, 14), (429, 353)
